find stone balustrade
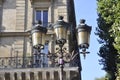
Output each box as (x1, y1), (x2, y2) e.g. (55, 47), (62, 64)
(0, 67), (79, 80)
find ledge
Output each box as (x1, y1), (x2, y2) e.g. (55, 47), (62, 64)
(0, 32), (30, 37)
(30, 0), (51, 4)
(0, 67), (79, 72)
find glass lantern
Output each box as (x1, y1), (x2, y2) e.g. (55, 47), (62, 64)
(53, 16), (69, 44)
(31, 23), (47, 49)
(77, 19), (92, 49)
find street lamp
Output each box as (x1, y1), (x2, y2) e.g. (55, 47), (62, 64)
(31, 21), (47, 50)
(53, 16), (70, 80)
(76, 19), (92, 58)
(29, 17), (91, 79)
(54, 16), (69, 45)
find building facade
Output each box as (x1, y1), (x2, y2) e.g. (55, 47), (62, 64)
(0, 0), (81, 80)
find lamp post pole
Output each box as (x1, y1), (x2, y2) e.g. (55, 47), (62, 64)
(53, 16), (69, 80)
(59, 44), (64, 80)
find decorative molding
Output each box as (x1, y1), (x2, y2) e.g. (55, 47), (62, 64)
(33, 2), (50, 8)
(30, 0), (51, 4)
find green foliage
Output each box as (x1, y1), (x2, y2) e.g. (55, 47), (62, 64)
(96, 0), (120, 79)
(95, 73), (112, 80)
(95, 77), (106, 80)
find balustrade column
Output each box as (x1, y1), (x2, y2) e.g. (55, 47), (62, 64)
(17, 72), (22, 80)
(10, 72), (15, 80)
(0, 73), (5, 80)
(42, 71), (47, 80)
(25, 72), (30, 80)
(34, 72), (38, 80)
(50, 71), (54, 80)
(66, 71), (70, 80)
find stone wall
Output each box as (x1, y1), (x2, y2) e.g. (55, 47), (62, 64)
(0, 0), (73, 60)
(0, 0), (81, 80)
(0, 36), (31, 57)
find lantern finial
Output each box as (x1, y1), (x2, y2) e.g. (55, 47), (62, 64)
(38, 20), (42, 24)
(80, 19), (85, 24)
(58, 16), (64, 20)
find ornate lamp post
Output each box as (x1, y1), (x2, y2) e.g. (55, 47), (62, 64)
(53, 16), (70, 80)
(77, 19), (92, 58)
(28, 17), (92, 79)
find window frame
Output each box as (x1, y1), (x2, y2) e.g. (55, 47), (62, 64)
(34, 9), (48, 27)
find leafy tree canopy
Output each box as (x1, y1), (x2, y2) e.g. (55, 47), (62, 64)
(96, 0), (120, 79)
(97, 0), (120, 53)
(95, 76), (106, 80)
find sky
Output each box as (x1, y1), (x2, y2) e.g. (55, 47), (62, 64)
(74, 0), (106, 80)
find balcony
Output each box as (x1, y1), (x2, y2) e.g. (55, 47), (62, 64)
(0, 56), (80, 80)
(0, 67), (79, 80)
(0, 56), (32, 69)
(0, 54), (57, 69)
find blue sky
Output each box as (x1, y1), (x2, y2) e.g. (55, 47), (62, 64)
(74, 0), (106, 80)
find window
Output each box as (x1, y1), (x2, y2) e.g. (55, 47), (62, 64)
(35, 10), (48, 27)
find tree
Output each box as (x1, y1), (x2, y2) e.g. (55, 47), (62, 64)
(95, 76), (106, 80)
(108, 0), (120, 79)
(96, 0), (120, 79)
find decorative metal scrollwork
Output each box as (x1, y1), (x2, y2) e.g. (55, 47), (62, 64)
(0, 57), (32, 69)
(47, 47), (79, 67)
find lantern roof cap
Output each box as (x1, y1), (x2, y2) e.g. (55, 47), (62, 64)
(80, 19), (86, 24)
(53, 16), (70, 28)
(77, 19), (92, 31)
(31, 20), (47, 33)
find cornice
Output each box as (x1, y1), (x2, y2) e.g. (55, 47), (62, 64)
(30, 0), (51, 4)
(0, 32), (30, 37)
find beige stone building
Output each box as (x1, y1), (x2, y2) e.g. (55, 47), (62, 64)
(0, 0), (81, 80)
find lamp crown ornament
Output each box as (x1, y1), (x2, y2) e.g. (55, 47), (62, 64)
(37, 20), (42, 25)
(54, 16), (69, 27)
(58, 16), (64, 20)
(32, 20), (47, 33)
(80, 19), (85, 24)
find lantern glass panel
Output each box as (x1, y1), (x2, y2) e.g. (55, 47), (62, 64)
(32, 32), (42, 47)
(78, 31), (90, 46)
(42, 33), (46, 45)
(54, 27), (67, 40)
